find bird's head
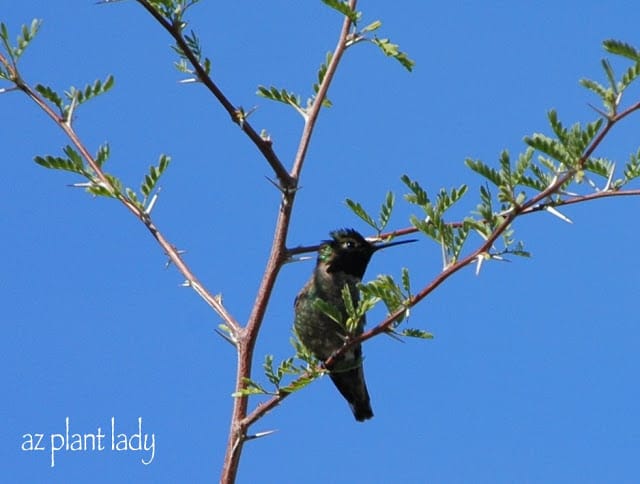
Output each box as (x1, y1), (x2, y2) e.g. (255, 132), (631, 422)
(318, 228), (416, 279)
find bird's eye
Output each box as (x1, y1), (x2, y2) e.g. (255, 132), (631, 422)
(343, 239), (355, 249)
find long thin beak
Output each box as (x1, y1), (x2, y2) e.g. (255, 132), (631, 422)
(372, 237), (418, 252)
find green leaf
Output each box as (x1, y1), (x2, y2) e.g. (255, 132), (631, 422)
(547, 110), (567, 144)
(257, 85), (302, 108)
(601, 59), (617, 94)
(184, 29), (203, 59)
(623, 147), (640, 181)
(263, 354), (279, 387)
(409, 214), (434, 238)
(146, 0), (179, 20)
(125, 187), (140, 203)
(450, 184), (468, 205)
(104, 173), (123, 196)
(95, 143), (110, 168)
(584, 118), (604, 145)
(232, 377), (271, 397)
(34, 155), (84, 174)
(499, 150), (512, 185)
(315, 51), (332, 90)
(378, 191), (394, 231)
(401, 267), (411, 295)
(528, 160), (553, 186)
(463, 216), (490, 239)
(63, 145), (83, 170)
(140, 154), (171, 199)
(279, 373), (317, 395)
(603, 39), (640, 61)
(513, 147), (534, 185)
(506, 240), (530, 258)
(12, 18), (42, 60)
(451, 224), (470, 261)
(309, 52), (334, 107)
(345, 198), (377, 229)
(321, 0), (360, 23)
(401, 174), (429, 206)
(290, 335), (320, 366)
(371, 37), (415, 72)
(584, 157), (614, 178)
(67, 75), (115, 106)
(401, 328), (433, 339)
(579, 77), (611, 100)
(361, 20), (382, 34)
(471, 184), (497, 231)
(341, 285), (356, 323)
(35, 84), (64, 112)
(465, 159), (502, 187)
(86, 184), (114, 198)
(359, 275), (406, 324)
(524, 133), (572, 167)
(312, 298), (342, 326)
(620, 62), (640, 91)
(0, 22), (8, 43)
(202, 57), (212, 75)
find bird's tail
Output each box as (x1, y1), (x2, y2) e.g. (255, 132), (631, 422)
(329, 365), (374, 422)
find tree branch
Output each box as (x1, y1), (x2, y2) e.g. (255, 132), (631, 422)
(238, 100), (640, 427)
(136, 0), (294, 188)
(220, 3), (358, 482)
(329, 99), (640, 361)
(1, 60), (242, 335)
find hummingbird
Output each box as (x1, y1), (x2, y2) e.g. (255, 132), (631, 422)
(293, 228), (416, 421)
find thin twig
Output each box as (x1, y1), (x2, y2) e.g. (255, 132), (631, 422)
(2, 58), (242, 335)
(136, 0), (293, 188)
(285, 187), (640, 257)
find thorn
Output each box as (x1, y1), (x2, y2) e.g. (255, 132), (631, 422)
(65, 90), (79, 127)
(243, 105), (259, 118)
(214, 328), (237, 347)
(559, 189), (579, 197)
(145, 187), (161, 215)
(383, 329), (406, 343)
(178, 77), (198, 84)
(265, 176), (299, 197)
(284, 254), (314, 265)
(475, 253), (486, 276)
(474, 229), (489, 241)
(615, 92), (623, 107)
(440, 236), (448, 270)
(245, 429), (278, 441)
(587, 102), (610, 119)
(496, 206), (516, 217)
(604, 162), (616, 191)
(585, 176), (598, 191)
(545, 205), (573, 224)
(164, 247), (186, 268)
(67, 180), (110, 191)
(264, 176), (282, 192)
(0, 86), (20, 94)
(180, 280), (191, 287)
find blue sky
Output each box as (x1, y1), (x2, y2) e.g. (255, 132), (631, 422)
(3, 1), (640, 483)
